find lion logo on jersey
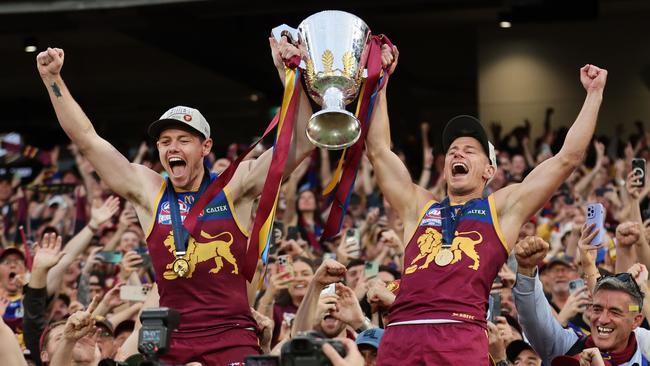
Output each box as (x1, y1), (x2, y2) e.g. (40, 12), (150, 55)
(405, 229), (484, 274)
(163, 230), (238, 280)
(405, 228), (443, 274)
(449, 230), (483, 270)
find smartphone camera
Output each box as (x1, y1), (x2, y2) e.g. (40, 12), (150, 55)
(587, 206), (595, 218)
(632, 158), (646, 187)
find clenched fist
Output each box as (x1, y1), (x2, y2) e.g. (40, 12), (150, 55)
(616, 222), (642, 247)
(36, 47), (64, 80)
(514, 236), (550, 276)
(580, 64), (607, 93)
(381, 44), (399, 75)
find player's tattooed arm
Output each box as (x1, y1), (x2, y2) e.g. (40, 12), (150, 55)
(50, 82), (62, 97)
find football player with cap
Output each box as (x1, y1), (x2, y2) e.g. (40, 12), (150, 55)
(366, 45), (608, 365)
(36, 37), (314, 365)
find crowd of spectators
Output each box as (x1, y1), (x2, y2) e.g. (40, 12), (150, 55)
(2, 111), (650, 365)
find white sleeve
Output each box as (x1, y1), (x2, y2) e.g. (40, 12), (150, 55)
(634, 327), (650, 359)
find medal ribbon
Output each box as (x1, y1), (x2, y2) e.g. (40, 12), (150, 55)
(166, 167), (211, 257)
(440, 197), (480, 246)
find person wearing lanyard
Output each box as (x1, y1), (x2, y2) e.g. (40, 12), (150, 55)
(367, 47), (608, 365)
(35, 38), (314, 365)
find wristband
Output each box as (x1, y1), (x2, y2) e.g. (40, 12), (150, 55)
(355, 317), (372, 333)
(88, 222), (99, 233)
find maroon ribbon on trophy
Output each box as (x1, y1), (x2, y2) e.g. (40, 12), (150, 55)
(321, 34), (394, 240)
(244, 67), (302, 281)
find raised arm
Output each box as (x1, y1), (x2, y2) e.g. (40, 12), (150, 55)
(292, 259), (346, 335)
(513, 237), (579, 365)
(366, 88), (432, 239)
(0, 317), (27, 366)
(36, 48), (161, 211)
(496, 65), (607, 246)
(233, 38), (314, 202)
(47, 196), (119, 296)
(574, 141), (605, 198)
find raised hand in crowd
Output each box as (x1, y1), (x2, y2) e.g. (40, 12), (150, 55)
(47, 195), (120, 297)
(293, 259), (346, 334)
(331, 284), (367, 331)
(494, 316), (518, 346)
(515, 236), (550, 277)
(487, 321), (507, 365)
(626, 263), (650, 319)
(92, 282), (125, 317)
(579, 348), (607, 366)
(280, 239), (310, 258)
(89, 195), (120, 230)
(105, 203), (140, 251)
(314, 259), (347, 288)
(251, 307), (275, 354)
(257, 270), (294, 318)
(119, 203), (139, 228)
(118, 251), (144, 283)
(317, 292), (339, 323)
(336, 230), (361, 267)
(615, 221), (645, 273)
(577, 223), (602, 290)
(322, 338), (365, 366)
(50, 296), (101, 366)
(616, 221), (642, 247)
(366, 278), (396, 312)
(627, 263), (649, 287)
(557, 285), (590, 327)
(82, 247), (104, 276)
(133, 141), (150, 164)
(498, 264), (516, 288)
(29, 232), (65, 289)
(64, 296), (100, 341)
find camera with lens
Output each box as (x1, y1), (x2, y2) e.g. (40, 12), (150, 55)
(245, 331), (346, 366)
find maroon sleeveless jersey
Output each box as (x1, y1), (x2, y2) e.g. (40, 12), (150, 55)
(146, 179), (256, 333)
(389, 194), (509, 328)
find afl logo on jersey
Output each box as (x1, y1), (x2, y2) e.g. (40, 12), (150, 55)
(421, 207), (441, 227)
(158, 199), (190, 224)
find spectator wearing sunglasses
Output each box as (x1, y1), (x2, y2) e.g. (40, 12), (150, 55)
(513, 236), (650, 366)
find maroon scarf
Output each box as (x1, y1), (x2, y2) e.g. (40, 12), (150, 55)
(552, 332), (637, 366)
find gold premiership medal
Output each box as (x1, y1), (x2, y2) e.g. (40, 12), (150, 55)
(434, 248), (454, 267)
(172, 258), (190, 278)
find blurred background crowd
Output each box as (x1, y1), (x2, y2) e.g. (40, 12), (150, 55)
(3, 113), (650, 365)
(3, 0), (650, 365)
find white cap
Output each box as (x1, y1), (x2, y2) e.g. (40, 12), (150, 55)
(148, 106), (211, 139)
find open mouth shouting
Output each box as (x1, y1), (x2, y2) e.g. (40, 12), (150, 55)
(168, 156), (187, 177)
(451, 162), (469, 177)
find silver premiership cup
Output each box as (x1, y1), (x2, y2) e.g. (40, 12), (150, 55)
(272, 10), (372, 150)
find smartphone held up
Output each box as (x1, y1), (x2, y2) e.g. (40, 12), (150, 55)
(585, 203), (605, 246)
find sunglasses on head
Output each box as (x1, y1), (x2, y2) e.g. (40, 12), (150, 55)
(597, 272), (643, 297)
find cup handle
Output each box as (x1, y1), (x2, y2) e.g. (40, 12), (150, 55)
(271, 24), (304, 69)
(271, 24), (299, 44)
